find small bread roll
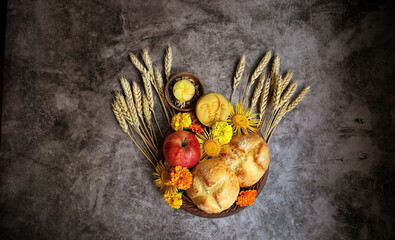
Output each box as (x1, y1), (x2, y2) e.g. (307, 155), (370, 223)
(220, 134), (270, 187)
(186, 159), (239, 213)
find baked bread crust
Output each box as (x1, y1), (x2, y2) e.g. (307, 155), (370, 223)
(186, 159), (239, 213)
(220, 133), (270, 187)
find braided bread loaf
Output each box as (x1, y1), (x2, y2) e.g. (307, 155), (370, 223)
(186, 159), (239, 213)
(220, 133), (270, 187)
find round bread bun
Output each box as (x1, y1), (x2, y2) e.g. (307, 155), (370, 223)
(220, 133), (270, 187)
(186, 159), (239, 213)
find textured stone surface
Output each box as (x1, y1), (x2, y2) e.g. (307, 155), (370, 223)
(1, 0), (394, 239)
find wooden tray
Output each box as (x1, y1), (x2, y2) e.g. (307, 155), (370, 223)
(160, 128), (269, 218)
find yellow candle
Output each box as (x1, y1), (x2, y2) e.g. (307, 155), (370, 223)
(173, 80), (195, 102)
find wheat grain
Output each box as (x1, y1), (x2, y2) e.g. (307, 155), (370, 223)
(279, 81), (297, 108)
(141, 48), (154, 77)
(287, 86), (310, 112)
(259, 75), (271, 120)
(250, 50), (272, 82)
(231, 55), (246, 102)
(281, 71), (293, 93)
(165, 45), (172, 81)
(129, 52), (148, 76)
(120, 77), (133, 103)
(271, 55), (280, 78)
(132, 81), (143, 118)
(142, 72), (154, 111)
(143, 95), (152, 126)
(154, 68), (164, 90)
(112, 101), (129, 134)
(271, 74), (281, 109)
(250, 74), (265, 110)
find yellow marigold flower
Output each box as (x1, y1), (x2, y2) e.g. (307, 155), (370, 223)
(236, 190), (257, 207)
(170, 166), (192, 190)
(164, 191), (183, 209)
(211, 121), (233, 144)
(171, 113), (192, 131)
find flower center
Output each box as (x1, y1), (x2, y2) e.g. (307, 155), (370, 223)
(160, 169), (171, 185)
(203, 139), (221, 157)
(232, 114), (249, 128)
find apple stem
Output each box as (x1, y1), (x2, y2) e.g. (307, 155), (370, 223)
(182, 138), (188, 147)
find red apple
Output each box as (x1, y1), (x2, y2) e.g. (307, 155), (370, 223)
(163, 131), (201, 168)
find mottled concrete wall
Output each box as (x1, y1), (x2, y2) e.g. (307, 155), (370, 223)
(1, 0), (394, 239)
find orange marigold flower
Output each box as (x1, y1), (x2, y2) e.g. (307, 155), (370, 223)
(188, 120), (205, 134)
(170, 166), (193, 190)
(236, 190), (257, 207)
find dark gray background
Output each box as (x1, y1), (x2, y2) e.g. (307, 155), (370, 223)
(1, 0), (394, 239)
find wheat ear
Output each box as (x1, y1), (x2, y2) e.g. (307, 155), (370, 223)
(112, 101), (129, 134)
(142, 72), (154, 111)
(250, 74), (266, 110)
(230, 55), (246, 103)
(259, 76), (271, 122)
(250, 50), (272, 83)
(287, 86), (310, 112)
(281, 71), (293, 93)
(271, 55), (280, 77)
(132, 80), (156, 141)
(120, 77), (141, 129)
(129, 52), (148, 76)
(271, 74), (282, 109)
(164, 45), (172, 81)
(114, 92), (134, 126)
(279, 82), (297, 108)
(132, 81), (143, 119)
(141, 48), (154, 77)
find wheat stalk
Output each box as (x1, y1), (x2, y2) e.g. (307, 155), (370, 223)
(287, 86), (310, 112)
(164, 45), (172, 81)
(265, 102), (289, 142)
(113, 101), (156, 166)
(259, 75), (271, 122)
(250, 50), (272, 83)
(154, 68), (172, 124)
(129, 52), (148, 76)
(230, 55), (246, 103)
(250, 74), (266, 110)
(279, 81), (297, 108)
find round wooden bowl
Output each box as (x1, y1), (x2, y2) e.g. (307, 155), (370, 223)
(159, 128), (269, 218)
(165, 72), (205, 112)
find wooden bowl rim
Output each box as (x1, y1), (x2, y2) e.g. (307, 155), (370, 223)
(164, 72), (205, 112)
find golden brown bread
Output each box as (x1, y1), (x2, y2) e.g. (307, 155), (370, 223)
(220, 133), (270, 187)
(186, 159), (239, 213)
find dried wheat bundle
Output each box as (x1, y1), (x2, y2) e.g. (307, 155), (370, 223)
(113, 46), (178, 166)
(229, 51), (311, 142)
